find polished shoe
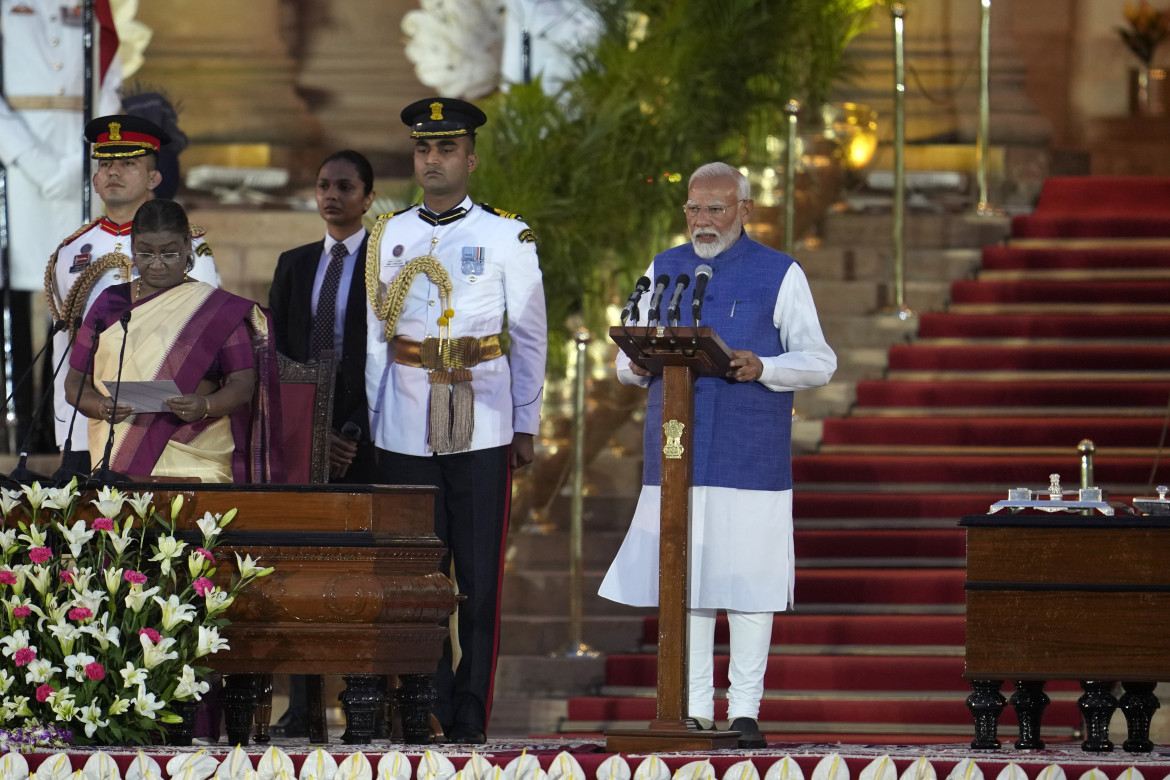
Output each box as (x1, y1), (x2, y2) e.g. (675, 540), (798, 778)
(729, 717), (767, 749)
(446, 724), (487, 744)
(686, 716), (716, 731)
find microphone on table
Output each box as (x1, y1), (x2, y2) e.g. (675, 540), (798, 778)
(691, 264), (713, 324)
(9, 319), (76, 485)
(95, 311), (132, 484)
(619, 276), (652, 324)
(645, 274), (671, 328)
(665, 274), (691, 328)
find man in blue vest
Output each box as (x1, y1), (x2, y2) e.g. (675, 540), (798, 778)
(599, 161), (837, 748)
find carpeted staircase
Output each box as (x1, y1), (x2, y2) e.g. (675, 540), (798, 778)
(556, 177), (1170, 743)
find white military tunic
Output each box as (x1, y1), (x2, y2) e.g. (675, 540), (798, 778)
(598, 261), (835, 612)
(0, 0), (121, 290)
(365, 197), (546, 456)
(47, 217), (221, 452)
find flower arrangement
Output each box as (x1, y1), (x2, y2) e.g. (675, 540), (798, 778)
(1119, 1), (1170, 66)
(0, 480), (273, 746)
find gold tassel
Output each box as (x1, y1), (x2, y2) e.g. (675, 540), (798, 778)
(450, 369), (475, 452)
(428, 371), (452, 453)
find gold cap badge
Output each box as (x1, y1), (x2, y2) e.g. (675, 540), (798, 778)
(429, 102), (444, 121)
(107, 122), (121, 141)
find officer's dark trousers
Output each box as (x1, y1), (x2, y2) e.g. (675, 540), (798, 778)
(375, 444), (511, 734)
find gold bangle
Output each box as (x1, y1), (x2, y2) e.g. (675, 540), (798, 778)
(201, 396), (211, 420)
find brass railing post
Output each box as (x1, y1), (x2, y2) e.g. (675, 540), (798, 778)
(783, 99), (800, 256)
(888, 2), (913, 320)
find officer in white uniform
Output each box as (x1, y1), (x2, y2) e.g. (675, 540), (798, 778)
(0, 0), (121, 440)
(46, 114), (220, 474)
(365, 97), (546, 745)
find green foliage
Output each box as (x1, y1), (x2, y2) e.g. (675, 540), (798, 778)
(468, 0), (877, 371)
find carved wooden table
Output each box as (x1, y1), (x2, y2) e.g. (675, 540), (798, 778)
(73, 483), (455, 745)
(962, 513), (1170, 753)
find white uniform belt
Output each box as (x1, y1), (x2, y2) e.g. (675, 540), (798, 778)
(7, 96), (83, 111)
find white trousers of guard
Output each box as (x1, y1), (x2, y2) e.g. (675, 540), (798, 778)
(687, 608), (773, 721)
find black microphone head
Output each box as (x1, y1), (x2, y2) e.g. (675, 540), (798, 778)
(341, 421), (362, 439)
(675, 273), (690, 288)
(695, 264), (713, 281)
(52, 319), (68, 334)
(120, 311), (132, 328)
(654, 273), (670, 289)
(94, 319), (106, 334)
(634, 275), (651, 292)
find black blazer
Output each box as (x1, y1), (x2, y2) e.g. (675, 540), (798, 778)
(269, 235), (370, 441)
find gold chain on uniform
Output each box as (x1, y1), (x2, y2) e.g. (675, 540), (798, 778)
(365, 217), (456, 348)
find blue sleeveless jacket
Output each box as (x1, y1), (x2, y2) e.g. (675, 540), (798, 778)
(641, 235), (795, 491)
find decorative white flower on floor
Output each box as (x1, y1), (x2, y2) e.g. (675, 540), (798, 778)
(402, 0), (506, 99)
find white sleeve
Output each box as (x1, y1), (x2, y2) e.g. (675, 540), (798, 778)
(189, 238), (222, 288)
(503, 229), (546, 436)
(365, 267), (390, 441)
(614, 261), (654, 388)
(757, 263), (836, 392)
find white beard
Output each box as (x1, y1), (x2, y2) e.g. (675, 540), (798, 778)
(692, 228), (738, 259)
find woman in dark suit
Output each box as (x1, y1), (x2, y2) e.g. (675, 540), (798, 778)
(269, 150), (377, 482)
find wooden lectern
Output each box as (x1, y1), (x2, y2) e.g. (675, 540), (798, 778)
(605, 325), (742, 752)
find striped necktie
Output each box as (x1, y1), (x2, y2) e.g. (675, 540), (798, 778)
(311, 241), (348, 359)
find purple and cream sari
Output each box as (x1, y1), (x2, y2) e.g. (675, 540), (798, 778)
(71, 281), (285, 483)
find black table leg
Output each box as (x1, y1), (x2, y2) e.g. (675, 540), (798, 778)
(1078, 680), (1118, 752)
(1120, 681), (1159, 753)
(339, 674), (383, 744)
(253, 674), (273, 744)
(397, 673), (436, 745)
(1010, 680), (1050, 750)
(967, 679), (1007, 749)
(222, 674), (260, 747)
(307, 676), (327, 744)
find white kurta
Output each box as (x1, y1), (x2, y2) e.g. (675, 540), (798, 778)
(598, 261), (835, 612)
(0, 0), (121, 291)
(49, 218), (220, 451)
(365, 197), (547, 456)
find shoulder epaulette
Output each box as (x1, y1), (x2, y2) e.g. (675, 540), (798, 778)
(58, 218), (101, 250)
(479, 202), (524, 221)
(377, 207), (411, 220)
(190, 225), (207, 239)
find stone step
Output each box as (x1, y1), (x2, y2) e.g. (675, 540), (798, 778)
(818, 315), (917, 349)
(496, 615), (644, 656)
(798, 247), (982, 284)
(506, 527), (630, 567)
(820, 212), (1011, 249)
(494, 655), (607, 699)
(807, 278), (952, 317)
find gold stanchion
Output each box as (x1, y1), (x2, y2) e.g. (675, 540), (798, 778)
(783, 99), (800, 256)
(1079, 439), (1095, 491)
(888, 2), (913, 320)
(554, 328), (599, 658)
(974, 0), (1001, 216)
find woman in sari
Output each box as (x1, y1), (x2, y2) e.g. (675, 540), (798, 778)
(64, 199), (283, 483)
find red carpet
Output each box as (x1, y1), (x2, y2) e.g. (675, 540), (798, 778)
(1011, 176), (1170, 237)
(887, 343), (1170, 371)
(916, 313), (1170, 339)
(822, 417), (1168, 448)
(982, 244), (1170, 270)
(951, 279), (1170, 304)
(855, 380), (1170, 408)
(640, 614), (967, 647)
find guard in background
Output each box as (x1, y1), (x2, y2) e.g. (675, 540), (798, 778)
(365, 97), (546, 744)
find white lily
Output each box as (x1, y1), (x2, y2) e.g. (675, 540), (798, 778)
(44, 480), (78, 512)
(132, 686), (165, 719)
(24, 657), (61, 684)
(39, 594), (69, 626)
(90, 485), (126, 518)
(108, 521), (136, 557)
(140, 633), (179, 669)
(103, 566), (124, 598)
(56, 519), (94, 559)
(153, 593), (197, 631)
(25, 564), (51, 596)
(170, 494), (184, 519)
(70, 566), (95, 593)
(0, 527), (16, 553)
(195, 512), (222, 546)
(47, 623), (82, 656)
(0, 488), (22, 519)
(187, 550), (210, 579)
(74, 588), (108, 615)
(2, 694), (32, 719)
(0, 629), (31, 657)
(107, 696), (132, 715)
(0, 669), (14, 694)
(204, 587), (234, 616)
(78, 703), (109, 738)
(119, 661), (148, 690)
(63, 652), (97, 682)
(20, 482), (48, 511)
(80, 612), (121, 651)
(174, 665), (210, 701)
(234, 552), (269, 579)
(149, 535), (188, 576)
(3, 565), (26, 597)
(17, 524), (47, 549)
(48, 687), (77, 720)
(124, 584), (160, 613)
(196, 624), (229, 657)
(127, 492), (154, 519)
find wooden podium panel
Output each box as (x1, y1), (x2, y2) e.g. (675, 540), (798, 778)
(610, 326), (735, 377)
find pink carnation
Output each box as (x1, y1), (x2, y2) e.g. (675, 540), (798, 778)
(0, 571), (15, 586)
(68, 607), (92, 622)
(85, 662), (105, 681)
(28, 547), (51, 564)
(193, 577), (214, 596)
(35, 684), (54, 703)
(92, 517), (115, 532)
(12, 606), (30, 619)
(139, 627), (161, 644)
(60, 570), (75, 584)
(13, 648), (35, 666)
(124, 571), (147, 585)
(196, 548), (214, 562)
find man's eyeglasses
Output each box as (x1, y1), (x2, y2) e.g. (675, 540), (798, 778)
(683, 200), (745, 218)
(133, 252), (184, 265)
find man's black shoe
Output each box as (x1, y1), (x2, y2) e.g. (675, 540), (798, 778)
(446, 724), (487, 744)
(729, 717), (767, 749)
